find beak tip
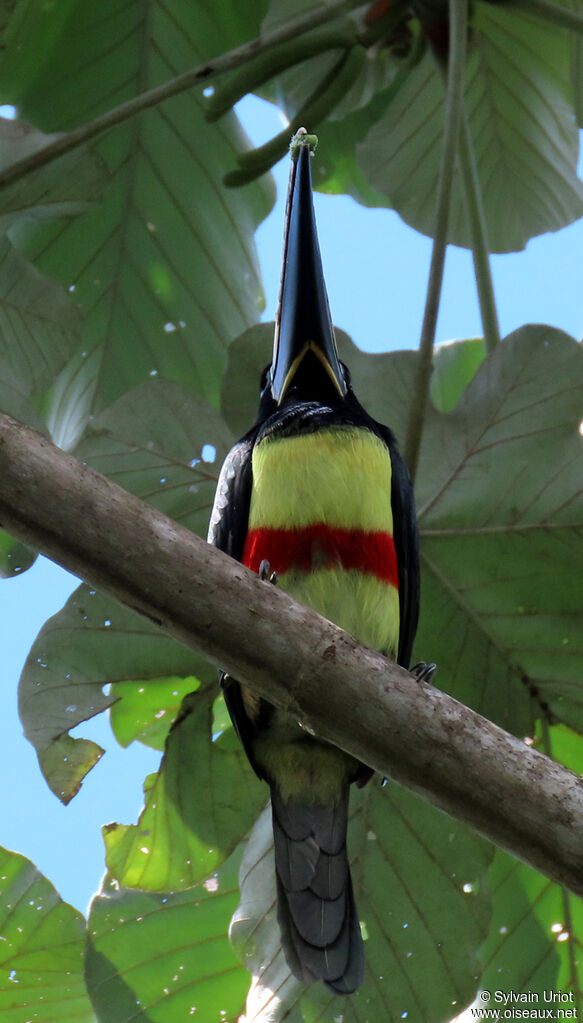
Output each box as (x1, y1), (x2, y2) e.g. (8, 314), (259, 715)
(290, 128), (318, 164)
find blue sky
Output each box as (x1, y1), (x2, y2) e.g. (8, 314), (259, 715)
(1, 95), (582, 915)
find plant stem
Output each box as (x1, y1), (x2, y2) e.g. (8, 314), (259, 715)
(206, 0), (407, 123)
(225, 46), (366, 186)
(205, 24), (356, 121)
(404, 0), (468, 481)
(0, 0), (364, 192)
(458, 113), (501, 352)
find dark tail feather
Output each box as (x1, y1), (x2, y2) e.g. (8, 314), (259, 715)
(270, 785), (364, 994)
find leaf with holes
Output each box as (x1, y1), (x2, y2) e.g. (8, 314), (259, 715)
(104, 691), (265, 890)
(110, 675), (200, 751)
(18, 585), (214, 802)
(7, 0), (274, 448)
(76, 378), (235, 539)
(85, 851), (248, 1022)
(0, 846), (94, 1022)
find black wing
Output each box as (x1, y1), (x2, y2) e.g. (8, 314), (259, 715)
(207, 434), (254, 560)
(208, 430), (266, 779)
(375, 424), (420, 669)
(343, 383), (420, 670)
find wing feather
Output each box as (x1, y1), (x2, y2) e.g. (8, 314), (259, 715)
(208, 432), (267, 778)
(361, 420), (419, 669)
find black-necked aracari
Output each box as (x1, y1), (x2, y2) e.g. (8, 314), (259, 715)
(208, 130), (420, 995)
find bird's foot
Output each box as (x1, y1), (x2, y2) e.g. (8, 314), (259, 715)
(379, 664), (436, 789)
(259, 559), (278, 585)
(410, 661), (437, 685)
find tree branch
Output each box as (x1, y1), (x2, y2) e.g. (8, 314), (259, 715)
(1, 411), (583, 897)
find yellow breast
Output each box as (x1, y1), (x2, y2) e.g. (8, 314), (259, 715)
(245, 426), (400, 657)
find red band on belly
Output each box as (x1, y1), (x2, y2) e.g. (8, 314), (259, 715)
(242, 525), (398, 588)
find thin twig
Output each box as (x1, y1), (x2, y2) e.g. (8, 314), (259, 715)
(458, 113), (501, 352)
(0, 0), (364, 192)
(404, 0), (468, 480)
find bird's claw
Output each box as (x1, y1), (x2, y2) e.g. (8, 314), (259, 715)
(380, 664), (436, 787)
(259, 559), (278, 585)
(410, 661), (437, 685)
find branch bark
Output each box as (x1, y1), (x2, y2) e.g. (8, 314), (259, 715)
(1, 411), (583, 896)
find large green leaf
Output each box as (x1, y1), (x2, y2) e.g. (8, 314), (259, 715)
(357, 7), (583, 252)
(430, 337), (486, 414)
(480, 725), (583, 1008)
(0, 0), (79, 101)
(480, 854), (567, 1003)
(0, 236), (82, 394)
(231, 788), (492, 1022)
(255, 2), (583, 251)
(85, 851), (247, 1023)
(110, 675), (200, 752)
(0, 116), (106, 230)
(76, 378), (235, 539)
(417, 326), (583, 733)
(104, 690), (266, 891)
(18, 585), (214, 802)
(0, 117), (106, 582)
(0, 367), (47, 428)
(0, 530), (36, 579)
(0, 124), (95, 581)
(0, 0), (19, 36)
(0, 846), (94, 1022)
(4, 0), (274, 448)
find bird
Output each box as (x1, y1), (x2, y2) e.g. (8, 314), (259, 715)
(208, 129), (420, 995)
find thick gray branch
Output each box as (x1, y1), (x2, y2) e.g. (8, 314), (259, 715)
(1, 412), (582, 895)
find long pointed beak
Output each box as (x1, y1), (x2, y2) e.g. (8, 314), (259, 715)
(270, 132), (346, 405)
